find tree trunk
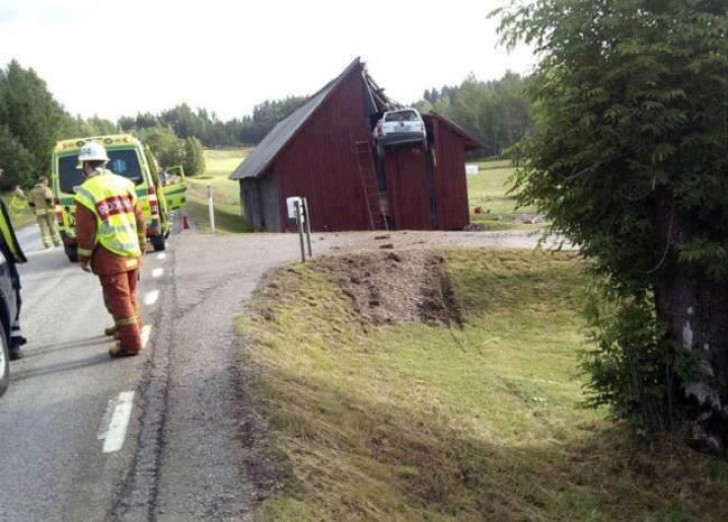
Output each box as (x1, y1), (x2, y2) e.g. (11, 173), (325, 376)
(652, 193), (728, 454)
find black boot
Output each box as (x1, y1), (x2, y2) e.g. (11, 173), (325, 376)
(9, 345), (22, 360)
(9, 333), (27, 361)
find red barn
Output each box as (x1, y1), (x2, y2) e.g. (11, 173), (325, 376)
(230, 58), (482, 232)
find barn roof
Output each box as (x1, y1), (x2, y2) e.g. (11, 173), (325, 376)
(230, 58), (365, 180)
(425, 112), (485, 151)
(229, 59), (482, 181)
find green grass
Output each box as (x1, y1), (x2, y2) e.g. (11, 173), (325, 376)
(466, 160), (541, 231)
(185, 148), (253, 232)
(239, 249), (728, 521)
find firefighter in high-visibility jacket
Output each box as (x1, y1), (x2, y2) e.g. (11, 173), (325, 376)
(28, 176), (61, 249)
(74, 141), (146, 357)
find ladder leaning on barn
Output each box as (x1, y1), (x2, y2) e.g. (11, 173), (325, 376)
(354, 140), (382, 230)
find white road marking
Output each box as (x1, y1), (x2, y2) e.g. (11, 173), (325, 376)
(144, 290), (159, 306)
(152, 268), (164, 278)
(141, 325), (152, 348)
(156, 253), (166, 260)
(99, 391), (135, 453)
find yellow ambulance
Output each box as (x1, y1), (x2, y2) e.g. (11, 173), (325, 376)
(51, 134), (187, 262)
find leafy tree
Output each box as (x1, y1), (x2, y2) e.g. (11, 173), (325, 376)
(496, 0), (728, 452)
(136, 126), (185, 168)
(160, 104), (197, 139)
(0, 60), (66, 184)
(182, 136), (205, 176)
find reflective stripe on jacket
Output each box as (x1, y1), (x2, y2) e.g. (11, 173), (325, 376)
(74, 170), (142, 257)
(0, 198), (26, 264)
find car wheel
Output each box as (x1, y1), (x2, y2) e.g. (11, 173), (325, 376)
(65, 245), (78, 263)
(150, 234), (166, 252)
(0, 326), (9, 398)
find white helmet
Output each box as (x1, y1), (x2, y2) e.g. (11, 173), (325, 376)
(78, 141), (109, 162)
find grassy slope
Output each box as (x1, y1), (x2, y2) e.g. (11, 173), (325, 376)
(240, 249), (728, 521)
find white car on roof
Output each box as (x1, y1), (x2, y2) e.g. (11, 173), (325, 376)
(372, 108), (427, 155)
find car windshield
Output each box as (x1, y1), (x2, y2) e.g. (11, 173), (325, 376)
(384, 110), (419, 122)
(58, 149), (144, 194)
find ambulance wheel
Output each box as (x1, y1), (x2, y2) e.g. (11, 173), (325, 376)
(65, 246), (78, 263)
(0, 328), (9, 398)
(151, 234), (166, 252)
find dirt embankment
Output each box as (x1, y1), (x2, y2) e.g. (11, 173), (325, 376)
(238, 229), (573, 511)
(314, 250), (463, 328)
(300, 229), (570, 329)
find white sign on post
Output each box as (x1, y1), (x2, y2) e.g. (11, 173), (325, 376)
(286, 196), (304, 222)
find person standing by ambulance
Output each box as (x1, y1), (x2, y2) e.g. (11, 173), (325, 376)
(28, 176), (61, 249)
(74, 142), (146, 357)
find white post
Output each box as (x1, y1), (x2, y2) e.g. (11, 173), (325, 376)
(302, 197), (312, 257)
(207, 183), (215, 234)
(294, 200), (306, 263)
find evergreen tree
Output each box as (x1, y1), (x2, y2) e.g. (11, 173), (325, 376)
(423, 74), (532, 156)
(0, 125), (36, 190)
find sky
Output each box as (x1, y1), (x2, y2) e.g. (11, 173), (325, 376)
(0, 0), (537, 123)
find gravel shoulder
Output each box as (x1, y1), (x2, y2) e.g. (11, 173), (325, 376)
(304, 228), (572, 256)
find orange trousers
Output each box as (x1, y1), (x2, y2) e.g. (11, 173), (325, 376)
(100, 269), (142, 351)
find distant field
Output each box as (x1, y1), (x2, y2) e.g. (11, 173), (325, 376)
(185, 149), (253, 233)
(466, 159), (540, 231)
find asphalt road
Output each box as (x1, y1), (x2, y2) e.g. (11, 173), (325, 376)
(0, 224), (155, 521)
(0, 217), (330, 521)
(0, 222), (553, 521)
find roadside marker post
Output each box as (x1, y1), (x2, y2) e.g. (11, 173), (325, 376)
(207, 183), (215, 234)
(294, 200), (306, 263)
(288, 196), (311, 263)
(302, 197), (313, 258)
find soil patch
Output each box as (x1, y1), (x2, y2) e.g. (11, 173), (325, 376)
(316, 250), (463, 327)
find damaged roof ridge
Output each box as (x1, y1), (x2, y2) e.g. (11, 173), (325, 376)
(230, 57), (366, 180)
(229, 56), (416, 181)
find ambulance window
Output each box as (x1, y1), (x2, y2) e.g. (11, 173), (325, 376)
(106, 150), (143, 185)
(58, 156), (85, 194)
(57, 149), (144, 193)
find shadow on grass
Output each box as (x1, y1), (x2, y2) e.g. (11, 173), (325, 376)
(246, 360), (727, 522)
(241, 251), (728, 521)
